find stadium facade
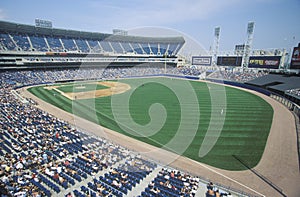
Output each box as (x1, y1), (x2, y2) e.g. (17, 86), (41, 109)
(0, 20), (185, 69)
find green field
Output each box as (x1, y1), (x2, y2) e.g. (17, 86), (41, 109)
(28, 78), (273, 171)
(57, 82), (109, 93)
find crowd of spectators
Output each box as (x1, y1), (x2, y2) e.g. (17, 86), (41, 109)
(1, 66), (269, 87)
(141, 168), (199, 197)
(207, 70), (269, 82)
(0, 66), (207, 87)
(0, 66), (261, 196)
(0, 31), (181, 55)
(286, 88), (300, 98)
(206, 182), (232, 197)
(0, 67), (193, 196)
(0, 77), (132, 196)
(85, 156), (157, 197)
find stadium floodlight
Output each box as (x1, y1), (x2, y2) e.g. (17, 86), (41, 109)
(247, 22), (255, 34)
(214, 27), (220, 37)
(242, 21), (255, 69)
(212, 26), (221, 66)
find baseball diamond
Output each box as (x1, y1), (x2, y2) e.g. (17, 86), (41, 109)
(1, 17), (299, 197)
(28, 77), (274, 171)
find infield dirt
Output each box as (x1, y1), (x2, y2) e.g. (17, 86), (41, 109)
(20, 79), (300, 197)
(44, 81), (131, 100)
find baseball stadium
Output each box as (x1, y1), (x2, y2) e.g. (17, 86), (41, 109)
(0, 19), (300, 197)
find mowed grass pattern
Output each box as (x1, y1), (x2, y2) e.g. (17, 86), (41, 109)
(28, 78), (273, 171)
(57, 83), (108, 93)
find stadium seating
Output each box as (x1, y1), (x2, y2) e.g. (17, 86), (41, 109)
(29, 35), (49, 51)
(159, 43), (168, 55)
(0, 33), (16, 50)
(74, 39), (90, 52)
(0, 67), (252, 197)
(87, 40), (101, 53)
(140, 168), (199, 197)
(110, 41), (124, 54)
(100, 41), (114, 53)
(286, 88), (300, 98)
(11, 34), (31, 51)
(207, 70), (269, 82)
(130, 42), (144, 54)
(120, 42), (134, 54)
(140, 43), (151, 54)
(168, 43), (180, 55)
(47, 36), (64, 52)
(150, 43), (159, 55)
(0, 21), (184, 55)
(61, 38), (78, 51)
(0, 20), (299, 197)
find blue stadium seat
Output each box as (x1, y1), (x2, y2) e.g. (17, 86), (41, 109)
(29, 35), (48, 51)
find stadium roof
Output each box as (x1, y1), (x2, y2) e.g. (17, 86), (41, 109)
(246, 73), (300, 92)
(0, 20), (185, 44)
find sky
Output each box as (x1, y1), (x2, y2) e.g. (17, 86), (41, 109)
(0, 0), (299, 53)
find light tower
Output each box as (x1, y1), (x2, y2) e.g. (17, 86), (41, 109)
(212, 26), (220, 66)
(279, 48), (287, 70)
(242, 21), (255, 69)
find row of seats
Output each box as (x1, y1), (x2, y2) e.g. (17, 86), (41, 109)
(140, 168), (199, 197)
(37, 173), (61, 193)
(0, 33), (181, 55)
(30, 179), (51, 197)
(208, 70), (269, 83)
(286, 88), (300, 98)
(72, 156), (159, 197)
(206, 182), (233, 197)
(0, 67), (209, 86)
(88, 178), (123, 197)
(0, 68), (247, 197)
(0, 80), (133, 196)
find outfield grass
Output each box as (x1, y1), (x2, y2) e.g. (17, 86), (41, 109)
(57, 82), (108, 93)
(28, 78), (273, 171)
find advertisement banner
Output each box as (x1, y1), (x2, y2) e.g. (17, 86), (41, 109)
(192, 56), (212, 66)
(290, 46), (300, 69)
(248, 56), (281, 69)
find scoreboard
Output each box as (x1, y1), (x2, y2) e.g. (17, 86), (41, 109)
(290, 45), (300, 69)
(35, 18), (52, 28)
(192, 56), (212, 66)
(216, 56), (281, 69)
(248, 56), (281, 69)
(217, 56), (242, 67)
